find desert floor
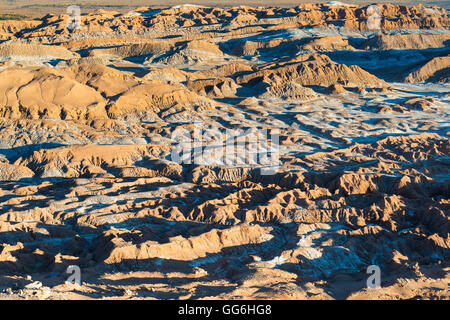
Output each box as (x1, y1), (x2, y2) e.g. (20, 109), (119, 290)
(0, 2), (448, 299)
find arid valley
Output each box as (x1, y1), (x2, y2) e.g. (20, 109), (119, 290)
(0, 1), (448, 300)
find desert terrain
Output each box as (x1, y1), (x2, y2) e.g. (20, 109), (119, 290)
(0, 2), (448, 300)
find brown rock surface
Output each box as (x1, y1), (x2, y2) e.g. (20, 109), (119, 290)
(0, 3), (448, 301)
(403, 56), (450, 83)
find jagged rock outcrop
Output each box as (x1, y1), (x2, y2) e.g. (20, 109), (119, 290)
(363, 33), (450, 50)
(0, 68), (107, 120)
(0, 3), (449, 301)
